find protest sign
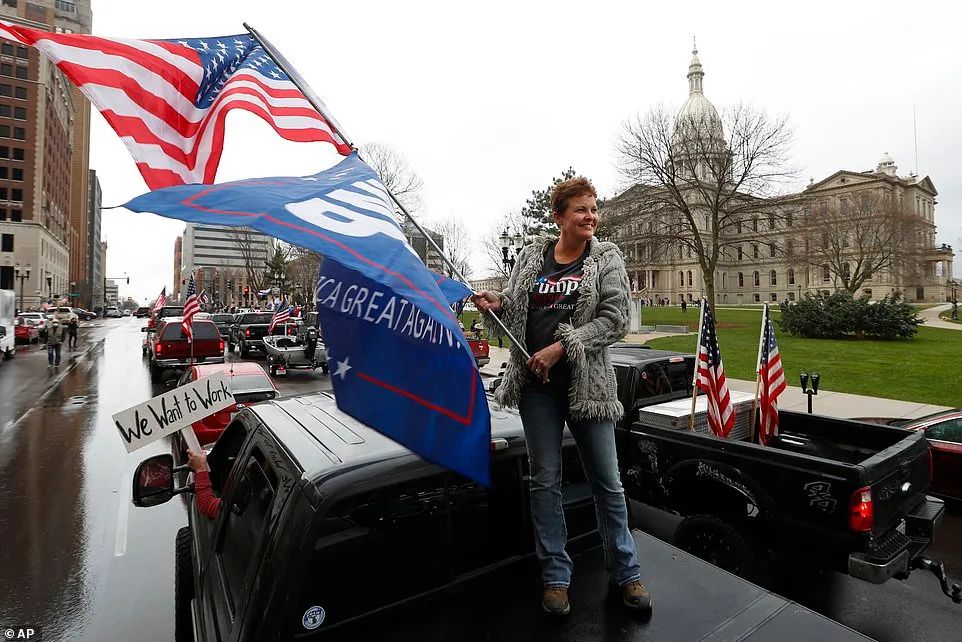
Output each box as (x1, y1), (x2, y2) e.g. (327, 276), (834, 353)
(113, 373), (234, 453)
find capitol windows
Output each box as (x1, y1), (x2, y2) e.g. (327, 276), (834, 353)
(754, 294), (761, 303)
(737, 246), (743, 261)
(786, 211), (793, 227)
(752, 216), (758, 232)
(753, 271), (760, 287)
(687, 270), (693, 287)
(768, 213), (775, 229)
(770, 270), (777, 286)
(738, 272), (744, 288)
(769, 243), (776, 258)
(678, 271), (684, 287)
(788, 268), (795, 285)
(788, 292), (796, 302)
(736, 220), (743, 234)
(822, 265), (831, 282)
(752, 244), (759, 259)
(842, 263), (851, 279)
(770, 293), (778, 302)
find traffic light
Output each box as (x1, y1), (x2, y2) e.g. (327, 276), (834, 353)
(126, 277), (130, 284)
(243, 285), (249, 295)
(227, 279), (233, 291)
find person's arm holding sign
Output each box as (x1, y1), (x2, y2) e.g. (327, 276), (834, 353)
(187, 449), (221, 519)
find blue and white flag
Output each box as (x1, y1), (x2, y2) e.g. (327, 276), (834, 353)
(123, 153), (489, 484)
(316, 260), (489, 484)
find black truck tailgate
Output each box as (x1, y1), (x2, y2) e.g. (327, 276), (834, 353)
(859, 428), (931, 536)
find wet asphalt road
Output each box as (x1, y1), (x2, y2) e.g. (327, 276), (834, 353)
(0, 317), (959, 641)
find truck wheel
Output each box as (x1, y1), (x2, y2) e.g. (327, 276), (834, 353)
(149, 361), (162, 383)
(673, 514), (763, 582)
(174, 526), (195, 642)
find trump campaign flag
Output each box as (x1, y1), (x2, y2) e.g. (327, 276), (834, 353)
(0, 21), (351, 189)
(123, 153), (490, 484)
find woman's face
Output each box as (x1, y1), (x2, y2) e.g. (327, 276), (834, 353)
(555, 194), (599, 243)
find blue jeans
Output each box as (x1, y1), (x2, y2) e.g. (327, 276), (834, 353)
(47, 343), (62, 366)
(518, 383), (641, 588)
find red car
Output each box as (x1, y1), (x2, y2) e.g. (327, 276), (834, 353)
(469, 337), (490, 367)
(14, 317), (39, 344)
(860, 410), (962, 500)
(174, 362), (278, 448)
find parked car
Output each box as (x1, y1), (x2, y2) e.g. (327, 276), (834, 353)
(72, 308), (96, 321)
(228, 311), (275, 357)
(14, 317), (40, 344)
(145, 318), (224, 383)
(857, 410), (962, 500)
(54, 306), (78, 322)
(104, 306), (123, 318)
(611, 348), (950, 591)
(17, 312), (47, 341)
(131, 391), (879, 642)
(172, 362), (278, 451)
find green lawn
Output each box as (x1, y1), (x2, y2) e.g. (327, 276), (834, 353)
(641, 306), (962, 407)
(458, 310), (512, 347)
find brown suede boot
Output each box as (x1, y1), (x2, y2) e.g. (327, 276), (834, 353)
(621, 580), (652, 611)
(541, 586), (571, 615)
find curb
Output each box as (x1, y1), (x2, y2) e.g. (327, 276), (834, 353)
(4, 338), (105, 431)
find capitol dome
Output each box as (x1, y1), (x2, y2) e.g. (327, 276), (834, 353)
(673, 44), (726, 150)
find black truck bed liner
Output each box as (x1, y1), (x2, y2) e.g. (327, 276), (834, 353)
(321, 530), (870, 641)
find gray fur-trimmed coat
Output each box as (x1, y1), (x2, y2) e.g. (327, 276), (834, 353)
(483, 235), (630, 421)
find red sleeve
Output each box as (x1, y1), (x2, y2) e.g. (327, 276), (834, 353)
(194, 470), (221, 519)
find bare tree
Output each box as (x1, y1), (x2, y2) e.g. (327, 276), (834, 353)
(287, 245), (324, 305)
(359, 142), (424, 217)
(613, 103), (798, 308)
(799, 191), (924, 294)
(431, 216), (474, 280)
(228, 227), (269, 293)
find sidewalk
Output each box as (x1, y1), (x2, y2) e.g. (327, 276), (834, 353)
(918, 303), (961, 331)
(480, 343), (951, 421)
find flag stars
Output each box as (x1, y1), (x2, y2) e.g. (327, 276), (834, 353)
(199, 39), (209, 50)
(269, 70), (281, 79)
(333, 357), (352, 380)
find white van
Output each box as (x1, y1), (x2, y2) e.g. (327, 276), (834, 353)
(0, 290), (15, 360)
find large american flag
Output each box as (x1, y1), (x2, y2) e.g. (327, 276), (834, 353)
(268, 299), (290, 335)
(151, 286), (167, 312)
(182, 275), (200, 341)
(694, 301), (736, 437)
(0, 21), (351, 189)
(757, 304), (786, 445)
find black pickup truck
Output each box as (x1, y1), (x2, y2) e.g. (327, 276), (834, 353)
(133, 392), (874, 641)
(228, 312), (274, 357)
(608, 346), (958, 601)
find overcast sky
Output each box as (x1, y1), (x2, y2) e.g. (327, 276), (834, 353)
(91, 0), (962, 303)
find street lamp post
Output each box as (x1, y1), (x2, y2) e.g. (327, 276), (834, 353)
(499, 228), (524, 278)
(13, 263), (30, 313)
(45, 272), (52, 302)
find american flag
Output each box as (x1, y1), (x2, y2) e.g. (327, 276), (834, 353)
(757, 304), (786, 445)
(182, 275), (200, 341)
(268, 300), (290, 334)
(694, 300), (736, 437)
(151, 287), (167, 312)
(0, 21), (351, 190)
(198, 289), (211, 306)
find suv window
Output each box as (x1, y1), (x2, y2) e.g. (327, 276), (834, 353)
(157, 306), (183, 319)
(926, 418), (962, 444)
(160, 320), (218, 340)
(211, 314), (234, 323)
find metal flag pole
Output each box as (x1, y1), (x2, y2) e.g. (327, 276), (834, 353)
(243, 23), (531, 361)
(688, 297), (706, 432)
(750, 305), (766, 442)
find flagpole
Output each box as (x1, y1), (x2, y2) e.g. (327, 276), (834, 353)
(244, 23), (531, 362)
(750, 305), (766, 442)
(689, 297), (706, 432)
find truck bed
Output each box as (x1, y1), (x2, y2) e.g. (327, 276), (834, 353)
(321, 530), (870, 641)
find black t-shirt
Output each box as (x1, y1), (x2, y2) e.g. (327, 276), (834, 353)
(525, 241), (588, 392)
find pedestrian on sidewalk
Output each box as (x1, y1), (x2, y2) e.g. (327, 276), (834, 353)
(471, 176), (649, 617)
(680, 297), (687, 313)
(66, 315), (79, 350)
(47, 319), (64, 368)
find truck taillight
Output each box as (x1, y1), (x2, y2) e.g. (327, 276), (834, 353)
(155, 343), (162, 355)
(219, 340), (224, 352)
(245, 328), (251, 337)
(849, 486), (873, 532)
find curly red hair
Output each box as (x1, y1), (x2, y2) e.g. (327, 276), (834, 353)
(550, 177), (597, 216)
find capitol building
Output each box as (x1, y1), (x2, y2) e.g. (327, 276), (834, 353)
(604, 46), (955, 305)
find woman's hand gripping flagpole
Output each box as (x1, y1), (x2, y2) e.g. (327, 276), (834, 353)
(244, 22), (530, 361)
